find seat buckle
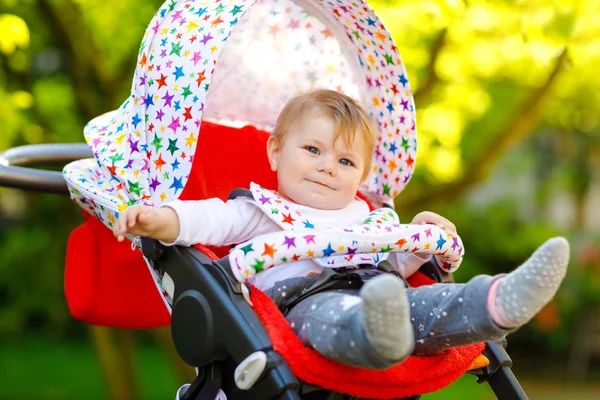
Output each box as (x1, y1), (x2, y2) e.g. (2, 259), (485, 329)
(241, 283), (253, 306)
(234, 351), (268, 390)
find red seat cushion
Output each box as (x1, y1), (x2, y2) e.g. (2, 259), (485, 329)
(250, 277), (486, 399)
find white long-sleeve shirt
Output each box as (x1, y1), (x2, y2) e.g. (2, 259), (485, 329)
(163, 196), (428, 290)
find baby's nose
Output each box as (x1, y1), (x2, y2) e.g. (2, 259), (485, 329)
(317, 158), (336, 176)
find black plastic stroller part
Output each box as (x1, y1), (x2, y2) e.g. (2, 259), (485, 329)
(416, 257), (454, 284)
(0, 143), (91, 194)
(469, 339), (529, 400)
(180, 363), (223, 400)
(275, 268), (365, 316)
(141, 236), (168, 263)
(143, 239), (301, 399)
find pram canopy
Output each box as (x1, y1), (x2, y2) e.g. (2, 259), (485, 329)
(63, 0), (418, 227)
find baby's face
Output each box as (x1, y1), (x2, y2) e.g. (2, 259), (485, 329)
(267, 115), (367, 210)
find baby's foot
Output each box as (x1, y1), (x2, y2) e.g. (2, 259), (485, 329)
(360, 274), (414, 362)
(490, 237), (570, 328)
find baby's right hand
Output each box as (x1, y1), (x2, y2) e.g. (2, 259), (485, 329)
(114, 205), (160, 242)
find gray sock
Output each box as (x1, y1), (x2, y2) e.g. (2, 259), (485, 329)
(495, 237), (570, 328)
(360, 274), (414, 362)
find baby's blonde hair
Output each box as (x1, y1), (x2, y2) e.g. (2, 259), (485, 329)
(272, 89), (376, 181)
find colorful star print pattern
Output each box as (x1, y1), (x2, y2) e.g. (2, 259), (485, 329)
(203, 0), (360, 127)
(64, 0), (418, 230)
(226, 183), (464, 283)
(64, 0), (254, 226)
(64, 158), (123, 229)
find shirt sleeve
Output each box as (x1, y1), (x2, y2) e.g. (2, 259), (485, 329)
(389, 252), (431, 278)
(160, 197), (274, 247)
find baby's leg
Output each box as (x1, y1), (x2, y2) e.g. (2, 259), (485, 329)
(489, 237), (569, 328)
(285, 274), (413, 369)
(410, 237), (569, 355)
(408, 275), (506, 354)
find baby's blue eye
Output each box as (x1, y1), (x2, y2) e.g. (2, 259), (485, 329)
(339, 158), (354, 167)
(305, 146), (319, 155)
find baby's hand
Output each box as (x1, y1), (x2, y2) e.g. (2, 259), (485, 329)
(411, 211), (457, 238)
(114, 205), (160, 242)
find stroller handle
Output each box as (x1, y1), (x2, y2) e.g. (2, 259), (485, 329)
(0, 143), (92, 195)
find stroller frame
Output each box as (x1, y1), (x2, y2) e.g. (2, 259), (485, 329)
(0, 143), (529, 400)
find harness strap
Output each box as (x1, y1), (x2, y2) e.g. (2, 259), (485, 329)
(279, 261), (408, 315)
(227, 188), (253, 200)
(278, 269), (363, 315)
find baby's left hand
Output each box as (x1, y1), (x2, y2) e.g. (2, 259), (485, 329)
(411, 211), (457, 238)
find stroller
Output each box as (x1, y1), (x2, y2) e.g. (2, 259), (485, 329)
(0, 0), (530, 398)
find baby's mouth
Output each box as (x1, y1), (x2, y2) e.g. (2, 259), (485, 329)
(308, 179), (334, 190)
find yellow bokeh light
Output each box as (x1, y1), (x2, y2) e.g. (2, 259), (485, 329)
(407, 47), (432, 69)
(425, 147), (462, 182)
(439, 83), (491, 118)
(465, 4), (500, 32)
(501, 35), (526, 62)
(527, 39), (565, 67)
(467, 90), (491, 117)
(436, 48), (463, 82)
(420, 105), (463, 147)
(11, 91), (34, 109)
(0, 14), (30, 54)
(469, 40), (502, 78)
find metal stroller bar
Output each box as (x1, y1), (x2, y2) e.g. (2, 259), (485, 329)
(0, 143), (91, 194)
(472, 340), (529, 400)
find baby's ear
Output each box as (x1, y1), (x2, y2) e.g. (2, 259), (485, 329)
(266, 136), (280, 172)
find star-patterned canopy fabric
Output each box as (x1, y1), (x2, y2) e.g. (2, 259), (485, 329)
(63, 0), (417, 229)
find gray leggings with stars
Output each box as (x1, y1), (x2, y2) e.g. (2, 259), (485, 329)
(271, 275), (513, 370)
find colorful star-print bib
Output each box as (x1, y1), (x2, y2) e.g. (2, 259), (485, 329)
(248, 182), (390, 269)
(227, 183), (464, 283)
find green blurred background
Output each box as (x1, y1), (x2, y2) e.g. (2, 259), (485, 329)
(1, 0), (599, 399)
